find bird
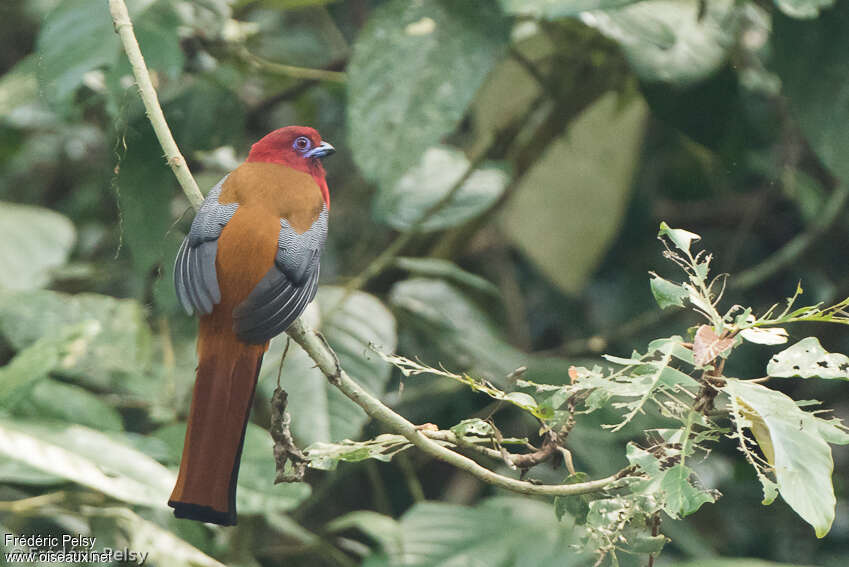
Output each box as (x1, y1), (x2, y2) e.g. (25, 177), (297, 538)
(168, 126), (334, 525)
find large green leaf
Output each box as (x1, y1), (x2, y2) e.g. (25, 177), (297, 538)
(85, 508), (225, 567)
(372, 146), (509, 232)
(0, 290), (153, 391)
(774, 0), (834, 19)
(389, 278), (525, 383)
(35, 0), (176, 112)
(767, 337), (849, 380)
(0, 418), (173, 507)
(0, 321), (100, 408)
(723, 379), (849, 537)
(13, 379), (124, 431)
(257, 287), (397, 444)
(0, 56), (39, 117)
(499, 0), (642, 18)
(501, 92), (646, 295)
(154, 422), (311, 516)
(0, 202), (75, 290)
(347, 0), (509, 190)
(582, 0), (742, 85)
(344, 498), (593, 567)
(773, 3), (849, 181)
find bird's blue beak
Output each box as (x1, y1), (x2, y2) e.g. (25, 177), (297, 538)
(306, 141), (335, 159)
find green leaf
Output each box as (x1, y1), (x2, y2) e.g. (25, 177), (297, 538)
(555, 472), (591, 524)
(676, 560), (820, 567)
(389, 278), (525, 383)
(660, 464), (715, 518)
(393, 257), (500, 297)
(154, 422), (311, 516)
(85, 508), (225, 567)
(0, 55), (39, 117)
(36, 0), (120, 110)
(767, 337), (849, 380)
(303, 434), (412, 471)
(373, 146), (509, 232)
(258, 287), (397, 444)
(773, 3), (849, 181)
(347, 0), (509, 190)
(774, 0), (835, 19)
(0, 202), (75, 290)
(649, 273), (687, 309)
(499, 0), (642, 18)
(0, 321), (100, 407)
(0, 418), (173, 507)
(502, 92), (646, 295)
(356, 498), (592, 566)
(582, 0), (743, 85)
(658, 222), (700, 255)
(0, 290), (153, 391)
(723, 379), (849, 537)
(13, 379), (123, 431)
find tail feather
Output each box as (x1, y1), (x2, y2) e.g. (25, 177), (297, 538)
(169, 330), (265, 525)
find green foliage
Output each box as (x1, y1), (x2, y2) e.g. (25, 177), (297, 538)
(4, 0), (849, 565)
(347, 0), (509, 191)
(0, 202), (75, 290)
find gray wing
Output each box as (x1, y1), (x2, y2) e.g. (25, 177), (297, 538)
(174, 176), (239, 315)
(233, 207), (328, 344)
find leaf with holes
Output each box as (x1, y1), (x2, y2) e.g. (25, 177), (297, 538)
(767, 337), (849, 380)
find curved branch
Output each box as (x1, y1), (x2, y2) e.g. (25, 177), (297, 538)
(110, 0), (626, 499)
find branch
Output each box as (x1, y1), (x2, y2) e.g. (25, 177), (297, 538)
(108, 0), (204, 210)
(233, 45), (347, 83)
(110, 0), (626, 499)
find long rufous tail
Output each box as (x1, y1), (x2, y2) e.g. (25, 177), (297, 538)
(168, 325), (265, 525)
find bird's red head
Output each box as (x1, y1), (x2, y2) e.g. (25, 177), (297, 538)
(247, 126), (335, 208)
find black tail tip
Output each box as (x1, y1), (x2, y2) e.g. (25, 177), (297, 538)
(169, 500), (237, 526)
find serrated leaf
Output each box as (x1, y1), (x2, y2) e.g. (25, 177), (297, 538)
(650, 273), (687, 309)
(257, 287), (397, 445)
(658, 222), (700, 254)
(723, 379), (849, 537)
(373, 146), (509, 232)
(767, 337), (849, 380)
(661, 464), (716, 518)
(0, 202), (75, 290)
(303, 434), (412, 471)
(347, 0), (509, 190)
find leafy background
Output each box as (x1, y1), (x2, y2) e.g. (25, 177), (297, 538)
(0, 0), (848, 565)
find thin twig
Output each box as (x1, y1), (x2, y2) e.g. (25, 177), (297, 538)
(234, 45), (347, 83)
(112, 1), (626, 499)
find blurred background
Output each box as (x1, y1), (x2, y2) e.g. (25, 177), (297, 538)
(0, 0), (847, 565)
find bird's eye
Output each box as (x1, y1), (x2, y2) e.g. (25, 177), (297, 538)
(293, 136), (311, 152)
